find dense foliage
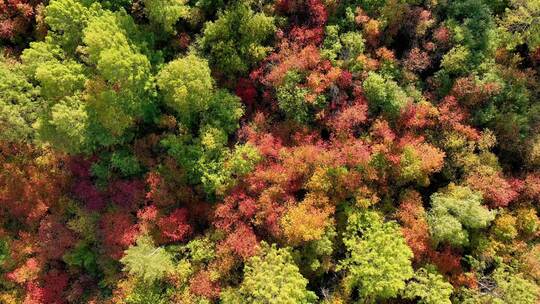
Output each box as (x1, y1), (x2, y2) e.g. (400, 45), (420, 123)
(0, 0), (539, 303)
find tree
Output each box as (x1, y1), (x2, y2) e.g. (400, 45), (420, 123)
(198, 142), (261, 196)
(491, 212), (518, 241)
(159, 79), (244, 197)
(34, 59), (86, 100)
(0, 0), (44, 42)
(446, 0), (494, 58)
(20, 40), (91, 153)
(40, 270), (69, 304)
(199, 2), (275, 77)
(281, 193), (334, 245)
(462, 265), (540, 304)
(276, 70), (312, 123)
(354, 0), (388, 15)
(492, 265), (539, 304)
(37, 215), (76, 260)
(321, 26), (365, 68)
(362, 72), (408, 118)
(397, 190), (431, 262)
(338, 209), (413, 302)
(143, 0), (189, 34)
(35, 95), (90, 153)
(221, 243), (317, 304)
(440, 46), (472, 76)
(22, 1), (156, 153)
(63, 241), (99, 275)
(100, 209), (139, 259)
(157, 208), (192, 242)
(499, 0), (540, 51)
(202, 89), (244, 136)
(0, 55), (40, 142)
(466, 171), (519, 208)
(156, 54), (214, 127)
(44, 0), (102, 52)
(398, 143), (445, 186)
(82, 10), (154, 144)
(121, 235), (174, 283)
(0, 144), (68, 227)
(403, 265), (453, 304)
(427, 184), (495, 247)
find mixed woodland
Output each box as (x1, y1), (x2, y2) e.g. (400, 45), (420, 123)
(1, 0), (540, 303)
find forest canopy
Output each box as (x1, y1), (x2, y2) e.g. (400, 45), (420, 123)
(0, 0), (540, 303)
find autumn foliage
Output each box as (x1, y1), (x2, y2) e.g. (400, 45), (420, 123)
(0, 0), (539, 303)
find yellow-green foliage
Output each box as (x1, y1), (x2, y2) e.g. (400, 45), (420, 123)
(427, 184), (495, 247)
(121, 235), (175, 283)
(222, 243), (317, 304)
(338, 210), (413, 302)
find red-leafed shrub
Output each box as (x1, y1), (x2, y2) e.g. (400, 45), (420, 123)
(218, 224), (260, 260)
(157, 208), (192, 243)
(429, 247), (462, 276)
(72, 179), (106, 211)
(99, 210), (139, 260)
(235, 78), (257, 107)
(40, 270), (69, 304)
(0, 0), (42, 41)
(397, 191), (431, 262)
(108, 179), (145, 209)
(189, 270), (221, 299)
(23, 281), (44, 304)
(0, 144), (68, 226)
(37, 216), (76, 260)
(438, 96), (480, 140)
(466, 172), (519, 207)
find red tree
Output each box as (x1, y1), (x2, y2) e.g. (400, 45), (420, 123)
(157, 208), (192, 243)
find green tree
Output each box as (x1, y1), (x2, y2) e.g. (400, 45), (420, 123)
(321, 26), (365, 67)
(23, 2), (156, 153)
(362, 72), (408, 118)
(0, 56), (41, 142)
(0, 238), (9, 267)
(492, 265), (539, 304)
(44, 0), (103, 52)
(427, 184), (495, 247)
(201, 89), (244, 136)
(82, 10), (154, 139)
(20, 39), (91, 153)
(160, 82), (244, 197)
(355, 0), (387, 14)
(338, 209), (414, 302)
(276, 71), (312, 124)
(499, 0), (540, 50)
(199, 2), (275, 77)
(35, 95), (90, 153)
(124, 280), (170, 304)
(493, 267), (540, 304)
(446, 0), (495, 56)
(156, 54), (214, 127)
(403, 265), (453, 304)
(120, 235), (174, 283)
(459, 265), (539, 304)
(143, 0), (190, 34)
(110, 150), (143, 177)
(34, 59), (87, 100)
(221, 243), (317, 304)
(198, 142), (261, 196)
(63, 241), (99, 275)
(440, 46), (471, 75)
(292, 225), (336, 276)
